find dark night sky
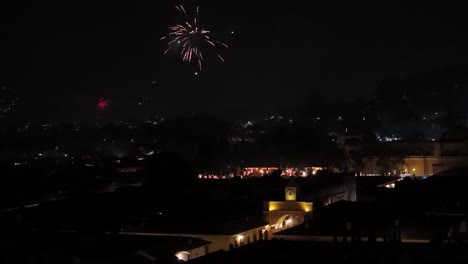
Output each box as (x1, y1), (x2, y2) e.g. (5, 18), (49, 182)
(3, 1), (468, 122)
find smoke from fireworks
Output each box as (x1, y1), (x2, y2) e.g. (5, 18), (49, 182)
(161, 5), (228, 70)
(0, 86), (19, 119)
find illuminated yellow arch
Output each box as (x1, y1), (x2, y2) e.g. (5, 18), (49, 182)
(275, 214), (302, 229)
(175, 251), (190, 261)
(275, 214), (291, 229)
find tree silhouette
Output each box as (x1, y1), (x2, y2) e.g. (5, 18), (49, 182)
(376, 155), (406, 176)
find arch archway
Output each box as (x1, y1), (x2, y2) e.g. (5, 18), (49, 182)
(275, 214), (302, 230)
(175, 251), (190, 261)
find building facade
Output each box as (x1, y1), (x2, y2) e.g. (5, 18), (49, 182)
(361, 141), (468, 177)
(264, 184), (313, 233)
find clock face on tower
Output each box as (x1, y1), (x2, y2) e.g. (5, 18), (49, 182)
(285, 187), (296, 201)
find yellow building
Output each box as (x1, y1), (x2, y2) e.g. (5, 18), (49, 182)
(264, 182), (313, 233)
(124, 222), (271, 254)
(362, 141), (468, 176)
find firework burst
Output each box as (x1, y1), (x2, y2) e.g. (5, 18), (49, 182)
(161, 5), (228, 70)
(97, 97), (110, 110)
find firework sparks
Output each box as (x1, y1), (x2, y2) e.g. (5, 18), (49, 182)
(0, 86), (19, 119)
(97, 97), (110, 110)
(161, 5), (228, 70)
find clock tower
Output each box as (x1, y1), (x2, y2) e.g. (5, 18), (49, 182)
(285, 186), (296, 201)
(285, 180), (298, 201)
(264, 179), (312, 231)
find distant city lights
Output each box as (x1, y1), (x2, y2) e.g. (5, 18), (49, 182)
(243, 121), (253, 128)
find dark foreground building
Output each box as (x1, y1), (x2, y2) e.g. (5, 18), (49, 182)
(190, 239), (468, 264)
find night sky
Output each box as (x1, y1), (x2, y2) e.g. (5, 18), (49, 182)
(3, 1), (468, 122)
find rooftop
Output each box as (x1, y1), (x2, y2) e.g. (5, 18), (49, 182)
(126, 215), (267, 236)
(189, 240), (468, 264)
(2, 231), (210, 263)
(357, 176), (400, 191)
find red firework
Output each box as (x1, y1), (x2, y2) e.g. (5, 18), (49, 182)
(97, 97), (109, 110)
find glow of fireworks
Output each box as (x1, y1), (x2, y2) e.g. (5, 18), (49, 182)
(161, 5), (228, 70)
(0, 86), (19, 119)
(97, 97), (110, 110)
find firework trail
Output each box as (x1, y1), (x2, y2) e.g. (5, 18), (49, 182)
(161, 5), (228, 70)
